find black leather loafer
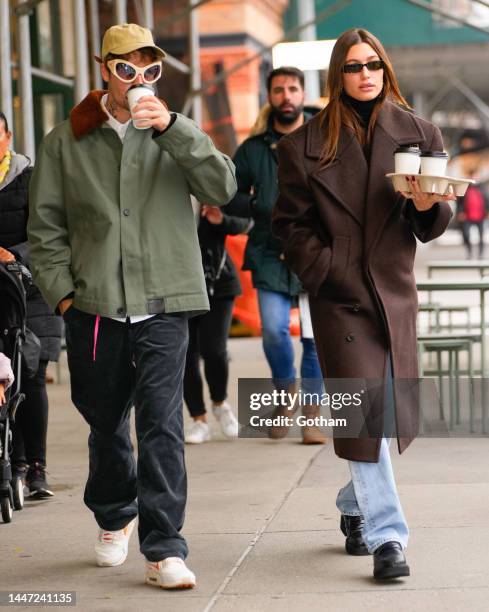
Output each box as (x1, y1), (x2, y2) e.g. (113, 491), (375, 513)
(373, 541), (410, 580)
(340, 515), (369, 556)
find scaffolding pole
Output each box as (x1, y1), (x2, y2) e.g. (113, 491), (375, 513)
(17, 0), (35, 160)
(189, 0), (202, 126)
(88, 0), (103, 89)
(74, 0), (90, 102)
(449, 76), (489, 124)
(114, 0), (127, 24)
(143, 0), (154, 30)
(0, 0), (13, 131)
(13, 0), (43, 15)
(474, 0), (489, 9)
(297, 0), (320, 101)
(158, 0), (213, 30)
(30, 66), (74, 87)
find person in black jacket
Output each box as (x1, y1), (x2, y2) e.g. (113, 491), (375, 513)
(184, 204), (251, 443)
(0, 111), (62, 498)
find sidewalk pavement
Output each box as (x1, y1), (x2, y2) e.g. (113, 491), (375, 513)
(3, 237), (489, 611)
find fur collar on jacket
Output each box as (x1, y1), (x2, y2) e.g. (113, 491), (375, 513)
(70, 90), (108, 141)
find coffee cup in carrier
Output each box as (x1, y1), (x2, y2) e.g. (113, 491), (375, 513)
(420, 150), (449, 176)
(126, 84), (154, 129)
(394, 146), (421, 174)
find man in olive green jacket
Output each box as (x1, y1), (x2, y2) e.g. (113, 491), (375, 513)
(28, 24), (236, 590)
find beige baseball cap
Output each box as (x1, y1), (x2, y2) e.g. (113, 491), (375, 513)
(98, 23), (166, 62)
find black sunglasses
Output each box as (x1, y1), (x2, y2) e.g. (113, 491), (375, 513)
(342, 60), (384, 74)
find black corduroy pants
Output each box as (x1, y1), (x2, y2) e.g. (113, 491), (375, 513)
(63, 308), (189, 561)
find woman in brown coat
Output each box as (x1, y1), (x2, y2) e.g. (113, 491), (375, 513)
(272, 28), (454, 580)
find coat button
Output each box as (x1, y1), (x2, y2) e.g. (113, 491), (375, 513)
(117, 307), (125, 315)
(123, 208), (130, 216)
(346, 334), (354, 342)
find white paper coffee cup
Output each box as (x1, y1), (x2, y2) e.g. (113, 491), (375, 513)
(394, 146), (421, 174)
(420, 151), (449, 176)
(126, 85), (154, 130)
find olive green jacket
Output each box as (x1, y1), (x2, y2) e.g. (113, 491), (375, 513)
(28, 91), (237, 317)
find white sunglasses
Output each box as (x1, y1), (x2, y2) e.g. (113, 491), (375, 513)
(106, 59), (162, 84)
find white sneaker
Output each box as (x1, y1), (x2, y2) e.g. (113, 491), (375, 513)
(185, 420), (211, 444)
(145, 557), (196, 589)
(95, 517), (136, 567)
(213, 402), (239, 438)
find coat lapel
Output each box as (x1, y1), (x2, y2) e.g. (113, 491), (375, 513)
(364, 101), (429, 256)
(306, 114), (368, 227)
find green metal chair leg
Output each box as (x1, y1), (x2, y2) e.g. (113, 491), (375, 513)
(468, 341), (475, 434)
(437, 350), (444, 421)
(455, 348), (461, 425)
(449, 349), (455, 430)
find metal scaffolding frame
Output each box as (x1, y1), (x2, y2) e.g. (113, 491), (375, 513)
(89, 0), (103, 89)
(0, 0), (13, 131)
(113, 0), (126, 24)
(74, 0), (90, 103)
(297, 0), (320, 102)
(18, 0), (35, 160)
(0, 0), (207, 153)
(2, 0), (489, 157)
(181, 0), (350, 114)
(406, 0), (489, 35)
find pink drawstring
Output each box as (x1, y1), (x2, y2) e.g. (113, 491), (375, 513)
(93, 315), (101, 362)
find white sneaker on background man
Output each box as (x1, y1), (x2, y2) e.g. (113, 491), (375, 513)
(185, 420), (211, 444)
(212, 401), (239, 438)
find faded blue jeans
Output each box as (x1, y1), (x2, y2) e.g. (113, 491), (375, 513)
(335, 439), (409, 552)
(335, 356), (409, 552)
(257, 289), (322, 395)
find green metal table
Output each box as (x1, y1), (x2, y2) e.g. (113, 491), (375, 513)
(427, 260), (489, 279)
(417, 278), (489, 433)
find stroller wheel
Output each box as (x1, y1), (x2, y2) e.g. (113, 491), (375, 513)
(12, 477), (24, 510)
(1, 496), (13, 523)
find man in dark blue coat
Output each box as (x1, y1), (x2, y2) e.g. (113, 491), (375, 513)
(227, 67), (326, 444)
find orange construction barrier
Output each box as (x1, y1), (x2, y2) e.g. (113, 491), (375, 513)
(225, 234), (300, 336)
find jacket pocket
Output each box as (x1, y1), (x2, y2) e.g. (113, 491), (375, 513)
(327, 236), (350, 286)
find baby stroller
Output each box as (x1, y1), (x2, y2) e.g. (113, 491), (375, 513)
(0, 261), (40, 523)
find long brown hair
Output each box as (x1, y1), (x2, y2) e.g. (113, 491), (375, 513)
(320, 28), (409, 166)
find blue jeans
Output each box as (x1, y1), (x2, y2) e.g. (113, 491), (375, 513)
(335, 356), (409, 552)
(257, 289), (322, 394)
(336, 439), (409, 552)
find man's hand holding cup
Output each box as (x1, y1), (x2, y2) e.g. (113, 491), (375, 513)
(128, 88), (171, 131)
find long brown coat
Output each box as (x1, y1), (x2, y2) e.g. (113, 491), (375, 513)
(272, 101), (452, 462)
